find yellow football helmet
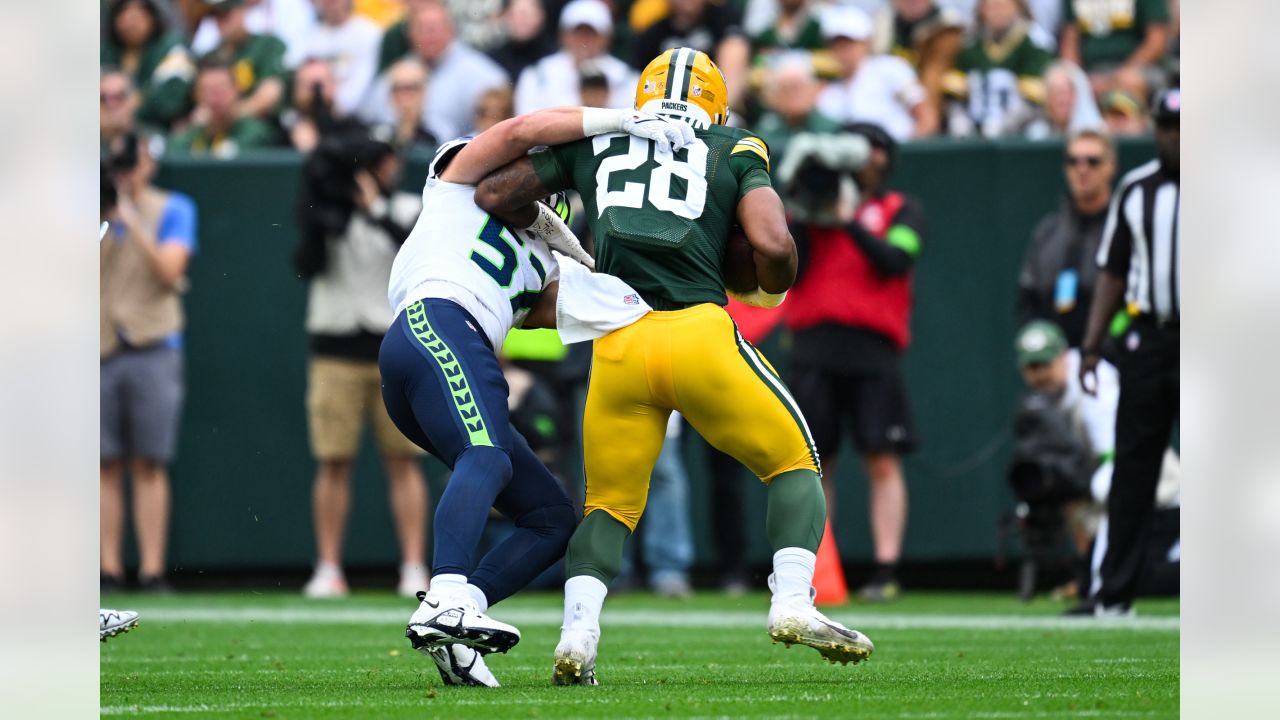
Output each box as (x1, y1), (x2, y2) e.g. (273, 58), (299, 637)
(635, 47), (729, 128)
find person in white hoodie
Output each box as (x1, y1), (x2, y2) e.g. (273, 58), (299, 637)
(295, 131), (431, 600)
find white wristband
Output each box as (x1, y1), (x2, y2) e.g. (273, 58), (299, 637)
(582, 107), (624, 136)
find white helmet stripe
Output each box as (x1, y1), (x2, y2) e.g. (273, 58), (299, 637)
(668, 48), (692, 103)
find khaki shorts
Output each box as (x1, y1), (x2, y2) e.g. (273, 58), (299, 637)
(307, 356), (424, 461)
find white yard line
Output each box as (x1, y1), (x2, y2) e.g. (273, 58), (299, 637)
(131, 606), (1178, 632)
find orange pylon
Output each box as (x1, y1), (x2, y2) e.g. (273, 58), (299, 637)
(813, 516), (849, 606)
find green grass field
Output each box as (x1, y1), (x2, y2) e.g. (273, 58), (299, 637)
(100, 590), (1178, 719)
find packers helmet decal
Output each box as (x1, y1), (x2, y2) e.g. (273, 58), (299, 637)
(635, 47), (729, 128)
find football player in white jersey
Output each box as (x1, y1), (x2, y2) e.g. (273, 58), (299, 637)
(380, 106), (693, 687)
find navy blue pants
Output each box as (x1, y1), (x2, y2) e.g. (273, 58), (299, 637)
(379, 298), (575, 606)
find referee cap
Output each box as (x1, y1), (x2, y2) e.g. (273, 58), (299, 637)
(1015, 321), (1068, 366)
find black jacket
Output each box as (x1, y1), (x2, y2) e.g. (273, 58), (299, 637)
(1017, 197), (1108, 347)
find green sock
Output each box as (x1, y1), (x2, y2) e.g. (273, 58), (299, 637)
(565, 509), (631, 585)
(766, 469), (826, 553)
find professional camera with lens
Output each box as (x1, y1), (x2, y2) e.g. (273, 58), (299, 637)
(1007, 391), (1093, 599)
(774, 131), (871, 225)
(294, 124), (397, 278)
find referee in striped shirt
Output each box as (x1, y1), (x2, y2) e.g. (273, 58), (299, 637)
(1072, 88), (1180, 616)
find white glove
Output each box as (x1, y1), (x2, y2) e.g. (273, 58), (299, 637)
(525, 202), (594, 270)
(620, 111), (695, 152)
(582, 108), (694, 152)
(727, 287), (787, 308)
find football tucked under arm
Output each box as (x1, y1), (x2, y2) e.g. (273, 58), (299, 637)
(722, 226), (759, 294)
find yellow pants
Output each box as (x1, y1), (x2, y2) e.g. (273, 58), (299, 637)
(582, 304), (820, 530)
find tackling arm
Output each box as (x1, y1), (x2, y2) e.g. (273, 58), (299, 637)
(473, 156), (555, 229)
(443, 107), (693, 187)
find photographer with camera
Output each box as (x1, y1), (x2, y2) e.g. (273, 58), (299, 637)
(100, 133), (198, 593)
(779, 122), (924, 602)
(1009, 320), (1113, 601)
(1009, 320), (1179, 603)
(293, 126), (431, 599)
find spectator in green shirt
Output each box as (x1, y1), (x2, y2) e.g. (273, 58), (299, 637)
(1060, 0), (1170, 100)
(753, 0), (826, 56)
(101, 0), (196, 129)
(752, 53), (839, 164)
(200, 0), (288, 123)
(169, 60), (277, 158)
(943, 0), (1054, 137)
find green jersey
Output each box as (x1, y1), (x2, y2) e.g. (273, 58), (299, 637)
(530, 125), (773, 311)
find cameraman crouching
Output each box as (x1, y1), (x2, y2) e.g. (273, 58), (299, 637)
(1009, 320), (1179, 601)
(780, 122), (925, 602)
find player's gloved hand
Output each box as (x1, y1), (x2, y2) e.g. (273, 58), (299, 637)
(525, 201), (594, 270)
(582, 108), (694, 152)
(619, 111), (695, 152)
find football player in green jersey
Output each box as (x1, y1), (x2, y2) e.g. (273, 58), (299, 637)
(475, 48), (875, 685)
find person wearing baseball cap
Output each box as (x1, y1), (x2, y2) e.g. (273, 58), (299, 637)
(513, 0), (638, 114)
(1100, 89), (1150, 137)
(815, 6), (931, 140)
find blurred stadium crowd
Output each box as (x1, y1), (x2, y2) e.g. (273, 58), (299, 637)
(100, 0), (1180, 156)
(100, 0), (1180, 607)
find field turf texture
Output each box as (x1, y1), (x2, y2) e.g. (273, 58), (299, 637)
(100, 590), (1178, 718)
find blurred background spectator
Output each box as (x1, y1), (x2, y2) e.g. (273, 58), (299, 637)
(191, 0), (316, 65)
(872, 0), (964, 137)
(454, 0), (511, 51)
(365, 1), (508, 141)
(816, 6), (929, 141)
(293, 129), (431, 598)
(630, 0), (752, 111)
(1018, 129), (1116, 346)
(515, 0), (637, 114)
(199, 0), (289, 123)
(101, 0), (196, 129)
(474, 85), (517, 132)
(375, 0), (437, 73)
(1023, 60), (1101, 139)
(488, 0), (558, 80)
(781, 122), (923, 602)
(169, 59), (278, 157)
(101, 132), (198, 593)
(1060, 0), (1170, 100)
(943, 0), (1053, 138)
(751, 0), (826, 58)
(101, 69), (143, 153)
(282, 57), (361, 152)
(383, 57), (438, 147)
(753, 53), (838, 162)
(1100, 89), (1151, 137)
(294, 0), (383, 117)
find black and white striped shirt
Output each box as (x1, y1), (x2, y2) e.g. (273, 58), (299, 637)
(1096, 160), (1180, 323)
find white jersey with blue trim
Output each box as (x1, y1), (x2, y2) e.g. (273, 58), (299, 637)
(388, 139), (559, 351)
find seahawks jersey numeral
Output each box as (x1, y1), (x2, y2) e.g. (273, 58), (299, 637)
(591, 135), (709, 220)
(469, 217), (547, 314)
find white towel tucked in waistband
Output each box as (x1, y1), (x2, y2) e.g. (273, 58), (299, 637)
(553, 251), (651, 344)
